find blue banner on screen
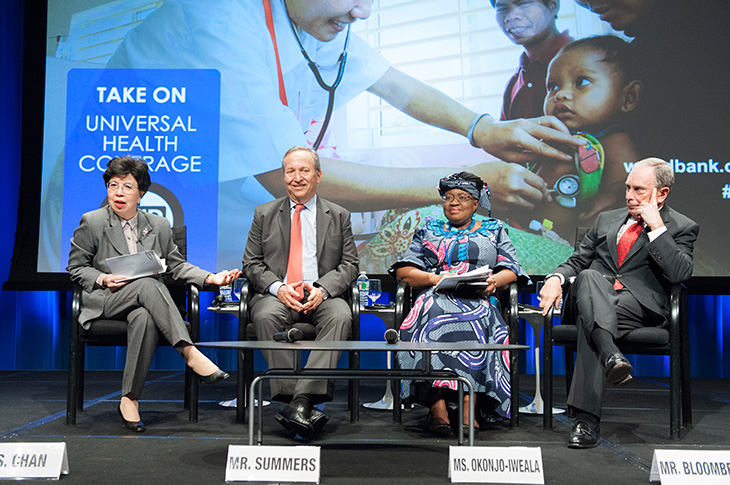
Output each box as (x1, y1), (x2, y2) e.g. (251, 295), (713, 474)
(61, 68), (220, 272)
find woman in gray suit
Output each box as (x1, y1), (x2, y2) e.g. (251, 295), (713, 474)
(67, 156), (240, 432)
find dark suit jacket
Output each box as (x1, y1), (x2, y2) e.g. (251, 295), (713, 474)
(67, 206), (209, 328)
(242, 196), (359, 299)
(554, 205), (699, 319)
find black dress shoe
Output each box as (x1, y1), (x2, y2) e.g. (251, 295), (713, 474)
(310, 409), (329, 434)
(276, 403), (314, 440)
(604, 353), (633, 386)
(427, 412), (452, 437)
(200, 369), (230, 385)
(567, 420), (600, 449)
(117, 407), (145, 433)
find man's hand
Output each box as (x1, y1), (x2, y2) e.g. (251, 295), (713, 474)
(539, 276), (563, 316)
(207, 269), (242, 286)
(277, 282), (305, 312)
(635, 187), (664, 231)
(473, 116), (587, 164)
(474, 160), (549, 210)
(300, 283), (325, 314)
(103, 274), (129, 291)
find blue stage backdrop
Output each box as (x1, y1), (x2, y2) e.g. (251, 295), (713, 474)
(1, 1), (729, 377)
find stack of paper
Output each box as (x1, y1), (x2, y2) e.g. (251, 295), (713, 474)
(106, 250), (167, 281)
(434, 266), (492, 292)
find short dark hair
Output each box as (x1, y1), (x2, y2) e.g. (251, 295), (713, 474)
(559, 35), (636, 82)
(103, 156), (151, 193)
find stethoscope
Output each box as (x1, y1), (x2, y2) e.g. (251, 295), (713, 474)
(283, 1), (351, 150)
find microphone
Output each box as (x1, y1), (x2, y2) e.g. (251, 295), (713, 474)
(211, 294), (226, 308)
(273, 328), (303, 343)
(384, 328), (399, 344)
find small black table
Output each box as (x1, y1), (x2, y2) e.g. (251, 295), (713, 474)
(196, 340), (528, 446)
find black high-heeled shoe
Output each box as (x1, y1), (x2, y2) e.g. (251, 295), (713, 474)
(427, 412), (452, 437)
(118, 406), (145, 433)
(200, 368), (230, 385)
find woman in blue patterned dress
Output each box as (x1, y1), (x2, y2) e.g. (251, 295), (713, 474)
(390, 172), (529, 436)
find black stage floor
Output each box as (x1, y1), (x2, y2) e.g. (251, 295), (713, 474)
(1, 370), (729, 484)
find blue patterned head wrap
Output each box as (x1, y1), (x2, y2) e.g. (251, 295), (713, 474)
(438, 172), (492, 216)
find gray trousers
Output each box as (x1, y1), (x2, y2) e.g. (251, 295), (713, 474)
(564, 269), (663, 417)
(101, 278), (192, 399)
(249, 293), (351, 404)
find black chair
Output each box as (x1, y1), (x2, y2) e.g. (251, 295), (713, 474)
(66, 225), (201, 425)
(393, 281), (522, 428)
(233, 279), (361, 423)
(539, 228), (691, 438)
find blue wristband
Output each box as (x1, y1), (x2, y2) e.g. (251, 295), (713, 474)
(467, 113), (491, 148)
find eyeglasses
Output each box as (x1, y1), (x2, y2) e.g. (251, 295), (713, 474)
(442, 194), (475, 203)
(106, 181), (138, 194)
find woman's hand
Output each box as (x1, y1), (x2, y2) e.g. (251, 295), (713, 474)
(396, 266), (443, 289)
(102, 274), (129, 291)
(206, 269), (242, 286)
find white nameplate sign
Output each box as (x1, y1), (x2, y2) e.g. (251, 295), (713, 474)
(449, 446), (544, 484)
(225, 445), (320, 483)
(650, 449), (730, 484)
(0, 442), (69, 479)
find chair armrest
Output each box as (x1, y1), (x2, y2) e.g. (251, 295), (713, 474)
(394, 282), (411, 331)
(188, 284), (200, 341)
(350, 281), (360, 341)
(239, 279), (250, 341)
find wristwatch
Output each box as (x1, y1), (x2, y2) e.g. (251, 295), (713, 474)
(319, 287), (330, 300)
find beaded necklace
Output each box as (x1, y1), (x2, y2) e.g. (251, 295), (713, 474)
(444, 218), (475, 266)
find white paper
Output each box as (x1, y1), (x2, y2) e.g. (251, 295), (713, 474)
(106, 250), (167, 281)
(435, 266), (492, 292)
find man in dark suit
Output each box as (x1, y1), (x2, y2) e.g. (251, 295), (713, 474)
(539, 157), (699, 448)
(242, 146), (359, 440)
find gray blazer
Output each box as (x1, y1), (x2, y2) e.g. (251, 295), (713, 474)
(554, 205), (699, 319)
(242, 196), (359, 299)
(67, 206), (209, 328)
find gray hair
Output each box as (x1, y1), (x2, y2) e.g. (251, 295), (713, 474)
(282, 146), (321, 172)
(634, 157), (674, 189)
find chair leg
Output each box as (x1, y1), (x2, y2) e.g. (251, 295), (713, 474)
(77, 345), (86, 411)
(348, 350), (360, 422)
(66, 339), (81, 425)
(187, 366), (199, 422)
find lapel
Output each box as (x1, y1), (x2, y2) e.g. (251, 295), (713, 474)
(103, 206), (130, 256)
(136, 211), (155, 251)
(316, 197), (331, 259)
(278, 197), (292, 259)
(606, 211), (626, 268)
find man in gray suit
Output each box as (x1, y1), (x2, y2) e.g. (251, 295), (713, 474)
(242, 146), (359, 440)
(539, 157), (699, 448)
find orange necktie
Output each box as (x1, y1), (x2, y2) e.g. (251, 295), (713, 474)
(613, 221), (643, 290)
(287, 204), (305, 300)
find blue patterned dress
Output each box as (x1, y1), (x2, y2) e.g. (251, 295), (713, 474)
(391, 217), (529, 418)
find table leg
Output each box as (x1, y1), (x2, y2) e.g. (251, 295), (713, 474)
(363, 350), (395, 410)
(519, 312), (565, 415)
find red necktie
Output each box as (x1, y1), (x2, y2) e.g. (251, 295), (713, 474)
(613, 221), (643, 290)
(287, 204), (305, 300)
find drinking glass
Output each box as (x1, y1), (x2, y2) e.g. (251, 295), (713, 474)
(368, 279), (381, 306)
(232, 278), (244, 301)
